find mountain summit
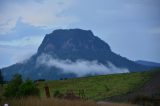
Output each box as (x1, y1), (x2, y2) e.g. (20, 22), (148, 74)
(38, 29), (111, 60)
(2, 29), (149, 80)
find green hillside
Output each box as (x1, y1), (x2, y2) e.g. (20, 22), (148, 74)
(38, 70), (156, 100)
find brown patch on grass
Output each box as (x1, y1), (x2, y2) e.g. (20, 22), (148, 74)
(97, 101), (138, 106)
(0, 97), (137, 106)
(1, 97), (95, 106)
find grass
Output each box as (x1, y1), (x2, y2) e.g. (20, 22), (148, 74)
(0, 97), (138, 106)
(38, 71), (155, 100)
(0, 70), (157, 106)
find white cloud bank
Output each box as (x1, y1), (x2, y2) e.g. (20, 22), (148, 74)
(36, 54), (129, 77)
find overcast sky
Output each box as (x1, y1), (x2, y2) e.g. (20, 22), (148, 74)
(0, 0), (160, 68)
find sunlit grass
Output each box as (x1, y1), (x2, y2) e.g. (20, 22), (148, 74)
(38, 71), (154, 100)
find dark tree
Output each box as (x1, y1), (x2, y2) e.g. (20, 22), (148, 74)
(4, 74), (39, 98)
(0, 69), (4, 86)
(4, 74), (23, 97)
(19, 80), (40, 97)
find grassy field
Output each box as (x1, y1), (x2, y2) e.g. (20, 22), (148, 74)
(0, 70), (157, 106)
(38, 71), (155, 100)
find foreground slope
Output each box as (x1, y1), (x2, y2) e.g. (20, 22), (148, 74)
(38, 70), (156, 100)
(106, 68), (160, 102)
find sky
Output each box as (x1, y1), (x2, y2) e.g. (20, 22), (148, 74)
(0, 0), (160, 68)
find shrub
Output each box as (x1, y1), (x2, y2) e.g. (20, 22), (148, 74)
(4, 74), (23, 97)
(19, 80), (40, 97)
(104, 85), (110, 92)
(4, 74), (39, 98)
(53, 89), (63, 98)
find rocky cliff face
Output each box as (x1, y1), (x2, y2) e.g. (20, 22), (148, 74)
(37, 29), (111, 60)
(2, 29), (149, 80)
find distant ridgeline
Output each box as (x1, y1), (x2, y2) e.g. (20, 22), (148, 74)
(2, 29), (150, 80)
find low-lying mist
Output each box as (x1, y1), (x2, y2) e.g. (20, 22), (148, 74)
(36, 54), (129, 77)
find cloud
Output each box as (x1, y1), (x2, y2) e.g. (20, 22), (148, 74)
(36, 54), (129, 77)
(0, 36), (43, 47)
(0, 0), (77, 34)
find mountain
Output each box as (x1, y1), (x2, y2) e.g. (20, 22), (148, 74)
(136, 60), (160, 68)
(2, 29), (149, 80)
